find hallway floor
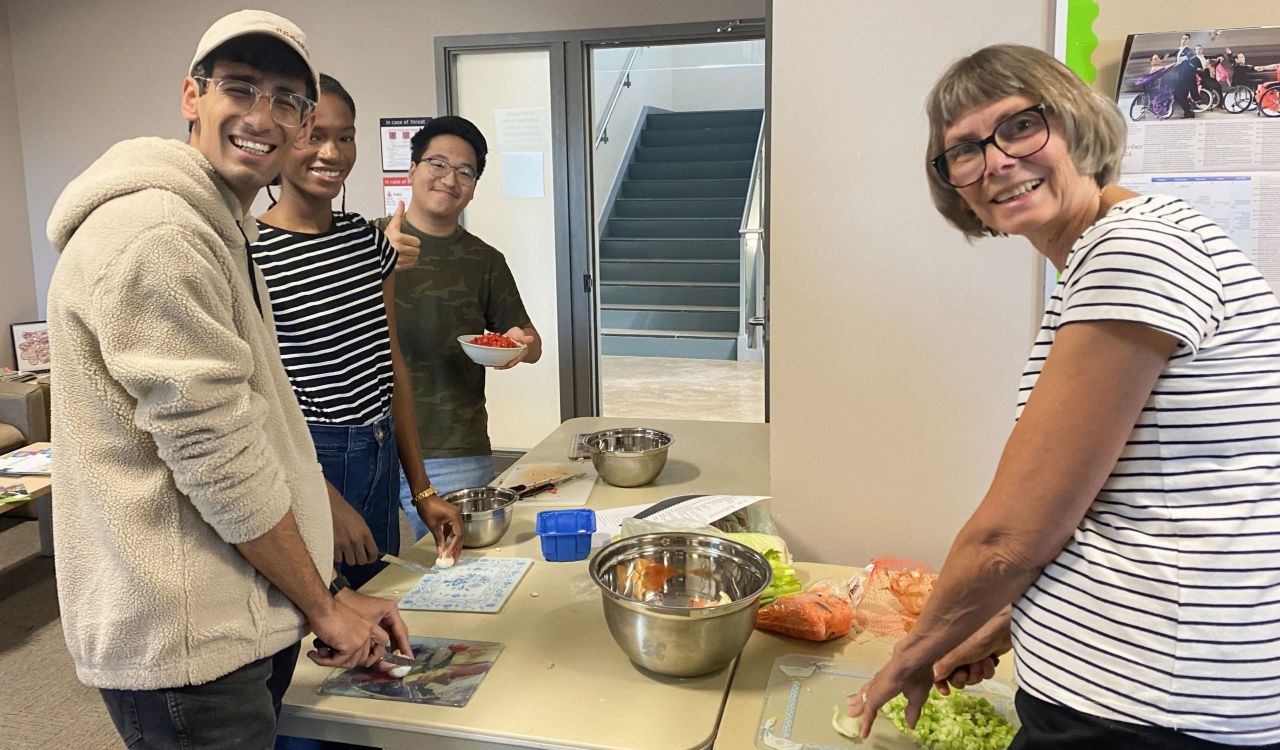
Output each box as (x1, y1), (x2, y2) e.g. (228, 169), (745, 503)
(600, 355), (765, 423)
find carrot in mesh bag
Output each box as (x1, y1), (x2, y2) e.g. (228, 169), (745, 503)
(754, 580), (854, 641)
(853, 557), (937, 638)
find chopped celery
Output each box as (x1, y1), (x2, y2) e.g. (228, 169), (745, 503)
(880, 687), (1015, 750)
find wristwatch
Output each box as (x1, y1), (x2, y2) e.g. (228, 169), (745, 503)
(412, 485), (440, 504)
(329, 571), (351, 596)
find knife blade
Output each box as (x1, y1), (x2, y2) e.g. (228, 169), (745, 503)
(381, 553), (435, 575)
(509, 471), (587, 499)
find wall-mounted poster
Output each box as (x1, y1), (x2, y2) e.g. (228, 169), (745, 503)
(10, 321), (49, 373)
(380, 117), (431, 172)
(1116, 27), (1280, 293)
(382, 176), (413, 219)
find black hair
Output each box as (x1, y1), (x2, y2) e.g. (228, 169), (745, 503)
(192, 34), (316, 101)
(409, 116), (488, 177)
(319, 73), (355, 118)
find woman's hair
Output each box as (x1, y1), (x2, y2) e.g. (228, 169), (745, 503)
(924, 44), (1127, 239)
(320, 73), (355, 118)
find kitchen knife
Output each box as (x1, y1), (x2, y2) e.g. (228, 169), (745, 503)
(381, 553), (436, 575)
(509, 471), (587, 499)
(312, 638), (416, 667)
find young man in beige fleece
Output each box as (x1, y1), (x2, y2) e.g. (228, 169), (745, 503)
(46, 11), (409, 748)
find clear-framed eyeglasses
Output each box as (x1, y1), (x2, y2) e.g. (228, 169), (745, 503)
(193, 76), (315, 128)
(931, 104), (1051, 188)
(418, 156), (479, 187)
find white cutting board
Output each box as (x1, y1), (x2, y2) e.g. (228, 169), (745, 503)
(493, 461), (597, 507)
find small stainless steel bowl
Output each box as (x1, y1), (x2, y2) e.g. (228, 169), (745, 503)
(443, 486), (519, 548)
(589, 532), (772, 677)
(586, 428), (674, 487)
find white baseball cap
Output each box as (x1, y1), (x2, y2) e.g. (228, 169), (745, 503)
(190, 10), (319, 100)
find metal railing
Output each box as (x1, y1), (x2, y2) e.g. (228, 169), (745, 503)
(594, 47), (642, 149)
(737, 123), (766, 361)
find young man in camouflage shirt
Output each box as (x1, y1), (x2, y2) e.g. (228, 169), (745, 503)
(374, 116), (542, 539)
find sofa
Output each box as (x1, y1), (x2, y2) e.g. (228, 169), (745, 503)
(0, 380), (50, 453)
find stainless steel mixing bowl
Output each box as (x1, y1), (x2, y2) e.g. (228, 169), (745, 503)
(589, 532), (772, 677)
(442, 486), (519, 548)
(586, 427), (674, 487)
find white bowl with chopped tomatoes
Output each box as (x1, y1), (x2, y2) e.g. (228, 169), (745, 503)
(457, 333), (526, 367)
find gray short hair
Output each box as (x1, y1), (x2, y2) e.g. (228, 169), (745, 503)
(924, 44), (1127, 239)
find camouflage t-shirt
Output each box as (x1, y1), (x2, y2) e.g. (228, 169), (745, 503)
(373, 217), (532, 458)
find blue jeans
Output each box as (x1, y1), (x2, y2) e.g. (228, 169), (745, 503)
(101, 642), (299, 749)
(399, 454), (496, 540)
(309, 412), (398, 590)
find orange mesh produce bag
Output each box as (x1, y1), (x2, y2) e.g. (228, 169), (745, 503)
(853, 557), (938, 638)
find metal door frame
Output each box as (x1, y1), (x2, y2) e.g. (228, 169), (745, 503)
(436, 18), (768, 423)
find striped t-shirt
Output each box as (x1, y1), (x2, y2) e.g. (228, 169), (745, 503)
(251, 212), (396, 425)
(1011, 194), (1280, 745)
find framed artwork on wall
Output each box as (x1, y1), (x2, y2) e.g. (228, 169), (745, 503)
(10, 321), (50, 373)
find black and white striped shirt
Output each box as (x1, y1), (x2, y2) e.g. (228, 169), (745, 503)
(251, 212), (396, 425)
(1011, 194), (1280, 745)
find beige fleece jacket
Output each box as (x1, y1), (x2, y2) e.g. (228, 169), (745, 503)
(46, 137), (332, 690)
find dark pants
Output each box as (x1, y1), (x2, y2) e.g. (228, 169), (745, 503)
(1011, 690), (1280, 749)
(100, 642), (300, 749)
(1173, 69), (1196, 115)
(310, 411), (399, 589)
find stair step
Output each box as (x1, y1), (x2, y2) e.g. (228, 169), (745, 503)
(598, 259), (738, 282)
(612, 198), (743, 219)
(621, 179), (749, 199)
(640, 126), (760, 147)
(599, 238), (738, 260)
(635, 143), (756, 163)
(602, 327), (738, 338)
(602, 330), (738, 361)
(627, 160), (753, 180)
(600, 282), (739, 306)
(607, 217), (739, 239)
(646, 110), (764, 130)
(601, 305), (738, 332)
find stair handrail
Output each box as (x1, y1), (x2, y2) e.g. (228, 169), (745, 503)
(594, 47), (643, 149)
(737, 120), (766, 360)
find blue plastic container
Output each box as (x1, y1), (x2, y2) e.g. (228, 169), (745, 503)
(535, 509), (597, 562)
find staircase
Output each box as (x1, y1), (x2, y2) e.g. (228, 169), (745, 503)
(600, 108), (763, 360)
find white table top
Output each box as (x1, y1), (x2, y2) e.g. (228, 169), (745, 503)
(279, 417), (770, 750)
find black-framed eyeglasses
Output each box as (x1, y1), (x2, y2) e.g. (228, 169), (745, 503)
(931, 104), (1050, 188)
(193, 76), (316, 128)
(417, 156), (479, 186)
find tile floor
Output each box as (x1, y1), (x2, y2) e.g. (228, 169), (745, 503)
(599, 355), (765, 423)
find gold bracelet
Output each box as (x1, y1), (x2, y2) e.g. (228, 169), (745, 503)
(412, 485), (439, 504)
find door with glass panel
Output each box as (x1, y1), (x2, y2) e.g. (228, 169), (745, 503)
(443, 46), (568, 454)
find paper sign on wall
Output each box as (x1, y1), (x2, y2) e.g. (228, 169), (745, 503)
(380, 117), (430, 172)
(382, 176), (412, 219)
(493, 107), (549, 152)
(501, 152), (545, 198)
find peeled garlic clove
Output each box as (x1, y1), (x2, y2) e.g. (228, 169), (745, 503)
(831, 706), (862, 741)
(388, 664), (411, 678)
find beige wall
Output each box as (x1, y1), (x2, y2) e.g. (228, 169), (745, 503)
(6, 0), (765, 317)
(769, 0), (1053, 568)
(1092, 1), (1280, 95)
(0, 4), (35, 369)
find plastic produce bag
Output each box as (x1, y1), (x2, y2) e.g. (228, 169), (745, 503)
(754, 579), (855, 642)
(853, 557), (937, 638)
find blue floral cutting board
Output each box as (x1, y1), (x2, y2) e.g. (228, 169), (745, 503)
(398, 557), (533, 613)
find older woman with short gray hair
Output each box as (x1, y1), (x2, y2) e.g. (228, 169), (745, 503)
(850, 44), (1280, 748)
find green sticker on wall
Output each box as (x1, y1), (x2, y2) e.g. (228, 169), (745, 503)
(1064, 0), (1100, 85)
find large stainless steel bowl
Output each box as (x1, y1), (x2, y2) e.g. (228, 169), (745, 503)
(586, 428), (674, 487)
(443, 487), (519, 548)
(589, 533), (772, 677)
